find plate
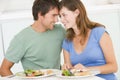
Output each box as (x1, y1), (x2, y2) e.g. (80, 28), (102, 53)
(15, 69), (59, 79)
(56, 69), (100, 79)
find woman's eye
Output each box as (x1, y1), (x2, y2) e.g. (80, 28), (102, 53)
(59, 15), (61, 18)
(63, 14), (66, 17)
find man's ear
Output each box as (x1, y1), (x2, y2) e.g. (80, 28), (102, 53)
(74, 9), (80, 17)
(38, 12), (44, 19)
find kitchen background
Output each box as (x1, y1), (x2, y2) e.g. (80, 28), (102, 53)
(0, 0), (120, 79)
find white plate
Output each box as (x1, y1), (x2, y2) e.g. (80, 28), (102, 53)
(15, 69), (59, 79)
(56, 70), (100, 79)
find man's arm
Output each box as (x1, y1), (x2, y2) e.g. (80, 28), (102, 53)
(0, 58), (14, 77)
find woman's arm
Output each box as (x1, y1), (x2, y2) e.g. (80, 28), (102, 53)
(62, 49), (73, 70)
(88, 32), (118, 74)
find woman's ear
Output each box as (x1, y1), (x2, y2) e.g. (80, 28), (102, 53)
(74, 9), (80, 17)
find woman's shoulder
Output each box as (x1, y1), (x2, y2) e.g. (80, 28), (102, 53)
(91, 26), (106, 35)
(91, 26), (107, 42)
(92, 26), (105, 32)
(63, 38), (72, 44)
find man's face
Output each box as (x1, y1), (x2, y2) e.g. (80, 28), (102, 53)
(40, 8), (59, 30)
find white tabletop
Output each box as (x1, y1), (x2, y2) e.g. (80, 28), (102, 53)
(0, 75), (105, 80)
(0, 69), (105, 80)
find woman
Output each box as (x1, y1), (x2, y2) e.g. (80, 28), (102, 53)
(59, 0), (118, 80)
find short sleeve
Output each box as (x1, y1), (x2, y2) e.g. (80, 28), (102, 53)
(62, 39), (70, 52)
(5, 36), (25, 63)
(92, 27), (107, 42)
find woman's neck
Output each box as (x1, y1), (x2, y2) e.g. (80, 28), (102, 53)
(72, 25), (80, 35)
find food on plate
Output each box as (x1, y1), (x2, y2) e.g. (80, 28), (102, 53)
(74, 71), (90, 76)
(15, 69), (56, 78)
(62, 69), (90, 76)
(24, 69), (44, 77)
(46, 70), (53, 75)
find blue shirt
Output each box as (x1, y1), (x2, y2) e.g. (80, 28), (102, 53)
(62, 27), (117, 80)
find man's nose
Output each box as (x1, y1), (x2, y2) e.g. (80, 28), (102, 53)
(54, 16), (59, 22)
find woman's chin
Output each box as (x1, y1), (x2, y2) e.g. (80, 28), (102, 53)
(65, 26), (71, 29)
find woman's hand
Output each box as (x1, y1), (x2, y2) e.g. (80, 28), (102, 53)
(74, 63), (88, 71)
(62, 63), (73, 70)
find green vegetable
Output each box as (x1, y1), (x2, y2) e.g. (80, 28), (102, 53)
(24, 69), (35, 74)
(62, 70), (73, 76)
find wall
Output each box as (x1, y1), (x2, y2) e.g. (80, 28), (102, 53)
(0, 0), (34, 12)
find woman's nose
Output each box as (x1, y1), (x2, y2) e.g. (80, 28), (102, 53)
(60, 17), (65, 23)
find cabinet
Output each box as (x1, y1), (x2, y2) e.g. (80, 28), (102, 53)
(0, 26), (4, 65)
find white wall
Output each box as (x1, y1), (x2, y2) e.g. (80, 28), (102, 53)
(0, 0), (34, 12)
(81, 0), (120, 6)
(0, 0), (120, 12)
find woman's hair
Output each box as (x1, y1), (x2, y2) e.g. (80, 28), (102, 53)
(32, 0), (59, 20)
(59, 0), (104, 45)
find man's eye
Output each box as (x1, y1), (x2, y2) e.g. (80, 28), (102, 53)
(53, 14), (58, 17)
(62, 14), (66, 17)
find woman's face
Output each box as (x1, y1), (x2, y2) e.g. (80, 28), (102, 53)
(60, 7), (78, 29)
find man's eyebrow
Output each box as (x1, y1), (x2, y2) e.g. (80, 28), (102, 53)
(53, 14), (59, 16)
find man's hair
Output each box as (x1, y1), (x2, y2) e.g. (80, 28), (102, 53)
(32, 0), (59, 20)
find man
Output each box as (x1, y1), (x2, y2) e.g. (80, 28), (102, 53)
(0, 0), (65, 76)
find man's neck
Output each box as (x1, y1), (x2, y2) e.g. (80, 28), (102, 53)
(32, 21), (47, 32)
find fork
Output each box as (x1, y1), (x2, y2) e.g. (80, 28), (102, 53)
(68, 69), (73, 76)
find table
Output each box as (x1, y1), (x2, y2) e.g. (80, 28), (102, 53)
(0, 75), (105, 80)
(0, 69), (105, 80)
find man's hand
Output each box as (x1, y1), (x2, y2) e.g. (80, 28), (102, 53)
(0, 58), (14, 77)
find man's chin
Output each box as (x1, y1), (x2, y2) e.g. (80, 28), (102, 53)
(51, 25), (55, 29)
(49, 27), (54, 30)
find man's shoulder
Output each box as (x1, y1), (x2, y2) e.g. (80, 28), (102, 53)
(18, 26), (31, 34)
(14, 26), (31, 39)
(20, 26), (31, 33)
